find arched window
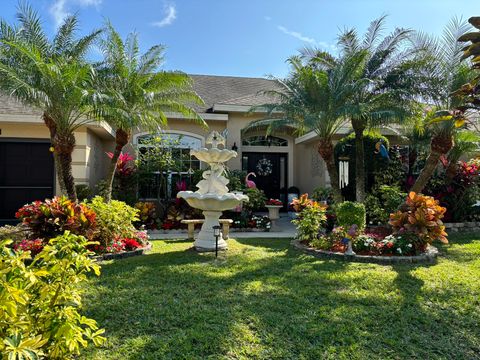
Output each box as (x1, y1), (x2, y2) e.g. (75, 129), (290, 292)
(242, 135), (288, 147)
(135, 132), (203, 200)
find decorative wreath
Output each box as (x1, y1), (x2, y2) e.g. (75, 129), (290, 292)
(256, 158), (273, 176)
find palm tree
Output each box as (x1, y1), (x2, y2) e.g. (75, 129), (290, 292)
(410, 18), (475, 193)
(0, 4), (101, 200)
(244, 54), (363, 203)
(94, 23), (206, 202)
(330, 16), (416, 202)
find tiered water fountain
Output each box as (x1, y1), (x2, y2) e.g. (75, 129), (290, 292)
(177, 131), (249, 251)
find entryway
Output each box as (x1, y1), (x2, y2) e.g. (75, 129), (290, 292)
(0, 139), (54, 223)
(241, 152), (288, 204)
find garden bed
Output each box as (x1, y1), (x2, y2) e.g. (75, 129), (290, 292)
(443, 221), (480, 233)
(292, 239), (439, 264)
(91, 242), (152, 262)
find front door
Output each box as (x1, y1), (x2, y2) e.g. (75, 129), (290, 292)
(242, 152), (288, 205)
(0, 140), (54, 223)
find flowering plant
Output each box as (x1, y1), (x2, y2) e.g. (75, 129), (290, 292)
(265, 198), (283, 206)
(107, 152), (135, 177)
(122, 238), (141, 251)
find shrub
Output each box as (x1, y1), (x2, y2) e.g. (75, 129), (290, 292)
(365, 185), (406, 225)
(290, 193), (313, 213)
(135, 201), (160, 229)
(15, 196), (97, 241)
(389, 192), (448, 246)
(292, 201), (327, 242)
(0, 232), (105, 358)
(243, 187), (267, 212)
(336, 201), (366, 230)
(76, 184), (93, 201)
(13, 238), (44, 256)
(87, 196), (140, 249)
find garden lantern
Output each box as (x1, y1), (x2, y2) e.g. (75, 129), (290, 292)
(213, 225), (221, 258)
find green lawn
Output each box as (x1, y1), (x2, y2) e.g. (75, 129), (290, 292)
(81, 234), (480, 359)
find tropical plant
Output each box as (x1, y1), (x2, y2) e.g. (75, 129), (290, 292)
(15, 196), (97, 241)
(330, 16), (416, 201)
(292, 201), (327, 243)
(94, 22), (205, 202)
(409, 18), (475, 193)
(244, 53), (365, 203)
(0, 233), (105, 358)
(389, 192), (448, 246)
(0, 4), (102, 200)
(453, 16), (480, 112)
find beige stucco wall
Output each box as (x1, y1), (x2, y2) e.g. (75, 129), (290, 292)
(0, 121), (113, 193)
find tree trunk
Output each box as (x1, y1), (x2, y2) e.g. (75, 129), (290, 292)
(57, 147), (77, 201)
(352, 119), (366, 202)
(445, 160), (458, 183)
(411, 133), (454, 194)
(43, 113), (67, 195)
(317, 139), (343, 203)
(104, 129), (130, 202)
(411, 151), (442, 194)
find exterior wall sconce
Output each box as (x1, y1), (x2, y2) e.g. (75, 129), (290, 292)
(231, 142), (238, 152)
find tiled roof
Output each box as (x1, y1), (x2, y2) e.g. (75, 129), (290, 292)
(0, 74), (282, 116)
(0, 94), (41, 116)
(189, 74), (282, 112)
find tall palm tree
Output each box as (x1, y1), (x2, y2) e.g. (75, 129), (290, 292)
(244, 54), (363, 203)
(330, 16), (416, 202)
(0, 4), (101, 200)
(410, 18), (475, 193)
(94, 23), (206, 202)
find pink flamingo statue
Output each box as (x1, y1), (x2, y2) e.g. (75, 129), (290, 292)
(245, 172), (257, 188)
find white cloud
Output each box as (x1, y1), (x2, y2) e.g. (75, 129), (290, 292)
(277, 25), (315, 44)
(50, 0), (102, 27)
(152, 4), (177, 27)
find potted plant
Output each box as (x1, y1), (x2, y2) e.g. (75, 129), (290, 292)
(265, 198), (283, 220)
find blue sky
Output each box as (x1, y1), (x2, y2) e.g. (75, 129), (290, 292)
(1, 0), (479, 78)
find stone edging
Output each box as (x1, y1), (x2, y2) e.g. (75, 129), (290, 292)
(292, 239), (438, 265)
(92, 242), (152, 262)
(443, 222), (480, 233)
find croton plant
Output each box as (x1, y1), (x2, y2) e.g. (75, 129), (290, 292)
(389, 192), (448, 245)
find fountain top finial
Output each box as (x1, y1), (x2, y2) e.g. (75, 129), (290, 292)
(206, 131), (225, 149)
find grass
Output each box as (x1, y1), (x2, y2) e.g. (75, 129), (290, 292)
(81, 234), (480, 359)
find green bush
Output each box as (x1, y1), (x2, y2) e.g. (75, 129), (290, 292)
(226, 170), (247, 192)
(336, 201), (366, 230)
(292, 202), (327, 243)
(87, 196), (140, 248)
(243, 187), (267, 212)
(0, 232), (105, 358)
(365, 185), (406, 225)
(312, 186), (334, 204)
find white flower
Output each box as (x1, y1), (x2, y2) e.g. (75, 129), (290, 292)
(407, 244), (412, 248)
(397, 248), (402, 253)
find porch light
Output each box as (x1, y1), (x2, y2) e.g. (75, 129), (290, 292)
(231, 142), (238, 152)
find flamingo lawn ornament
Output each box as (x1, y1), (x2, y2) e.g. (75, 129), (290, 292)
(245, 172), (257, 188)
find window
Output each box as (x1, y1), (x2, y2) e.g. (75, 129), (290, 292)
(136, 133), (202, 200)
(242, 135), (288, 147)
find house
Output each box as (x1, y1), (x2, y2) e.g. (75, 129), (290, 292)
(0, 74), (401, 222)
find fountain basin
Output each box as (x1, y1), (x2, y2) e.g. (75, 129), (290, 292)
(177, 191), (249, 251)
(191, 148), (237, 163)
(177, 191), (248, 211)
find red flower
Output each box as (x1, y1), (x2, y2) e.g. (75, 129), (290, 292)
(122, 238), (141, 251)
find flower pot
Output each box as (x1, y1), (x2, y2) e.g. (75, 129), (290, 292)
(265, 205), (282, 220)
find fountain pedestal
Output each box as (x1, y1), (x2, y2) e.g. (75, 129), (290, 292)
(195, 211), (226, 251)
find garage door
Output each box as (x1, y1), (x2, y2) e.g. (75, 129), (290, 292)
(0, 140), (54, 223)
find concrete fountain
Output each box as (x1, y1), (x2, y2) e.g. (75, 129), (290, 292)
(177, 131), (249, 251)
